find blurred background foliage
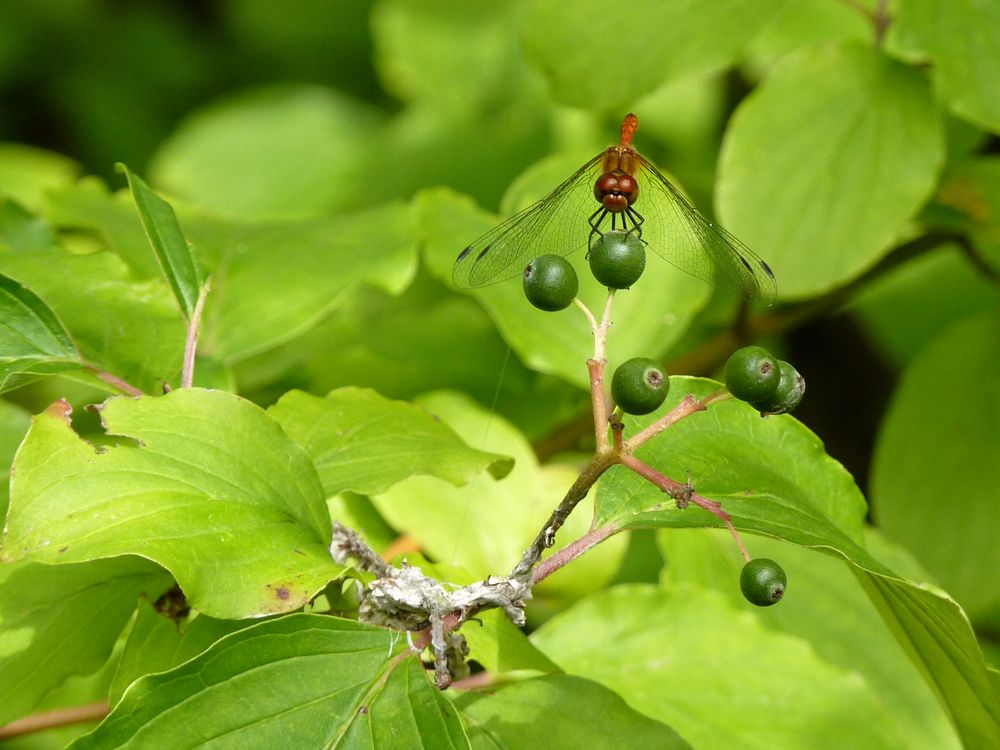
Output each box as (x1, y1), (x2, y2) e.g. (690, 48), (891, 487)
(1, 0), (1000, 745)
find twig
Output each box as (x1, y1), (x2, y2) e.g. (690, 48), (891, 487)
(0, 703), (108, 739)
(83, 362), (144, 397)
(181, 278), (212, 388)
(620, 454), (751, 562)
(532, 524), (619, 584)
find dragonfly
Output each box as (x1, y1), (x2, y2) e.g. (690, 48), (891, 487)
(453, 113), (776, 304)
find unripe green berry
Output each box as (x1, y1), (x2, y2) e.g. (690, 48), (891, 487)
(754, 360), (806, 415)
(588, 231), (646, 289)
(724, 346), (780, 403)
(611, 357), (669, 415)
(740, 558), (786, 607)
(522, 255), (578, 311)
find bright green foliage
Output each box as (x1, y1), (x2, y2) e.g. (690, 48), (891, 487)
(0, 558), (170, 725)
(718, 42), (944, 299)
(117, 164), (205, 319)
(1, 2), (999, 747)
(0, 271), (81, 392)
(69, 615), (467, 750)
(873, 313), (1000, 621)
(268, 386), (514, 497)
(1, 389), (340, 619)
(454, 674), (692, 748)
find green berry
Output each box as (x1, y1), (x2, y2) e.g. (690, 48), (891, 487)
(588, 231), (646, 289)
(724, 346), (780, 403)
(611, 357), (669, 415)
(740, 558), (786, 607)
(754, 360), (806, 415)
(523, 255), (578, 311)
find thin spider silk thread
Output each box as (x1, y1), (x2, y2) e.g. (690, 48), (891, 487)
(449, 345), (511, 566)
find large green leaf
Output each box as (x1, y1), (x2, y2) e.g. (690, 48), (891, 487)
(0, 197), (58, 252)
(0, 249), (185, 394)
(0, 144), (78, 211)
(595, 376), (1000, 746)
(190, 202), (417, 364)
(596, 376), (868, 550)
(0, 270), (81, 392)
(0, 557), (171, 725)
(521, 0), (792, 109)
(454, 674), (691, 749)
(149, 84), (383, 219)
(872, 312), (1000, 621)
(268, 387), (513, 497)
(892, 0), (1000, 132)
(372, 0), (532, 106)
(109, 600), (254, 706)
(117, 164), (205, 320)
(717, 41), (944, 299)
(69, 614), (467, 749)
(531, 583), (908, 748)
(1, 389), (341, 619)
(418, 185), (708, 390)
(659, 529), (962, 749)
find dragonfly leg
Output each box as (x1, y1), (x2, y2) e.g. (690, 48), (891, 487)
(624, 206), (646, 243)
(587, 207), (608, 255)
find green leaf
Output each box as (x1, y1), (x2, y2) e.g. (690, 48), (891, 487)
(855, 569), (1000, 748)
(717, 42), (944, 299)
(418, 186), (708, 390)
(0, 249), (185, 394)
(0, 144), (78, 211)
(0, 557), (171, 725)
(110, 600), (252, 707)
(117, 164), (204, 320)
(459, 608), (561, 677)
(1, 389), (341, 619)
(892, 0), (1000, 132)
(596, 376), (869, 551)
(849, 245), (1000, 366)
(522, 0), (792, 110)
(46, 179), (162, 279)
(659, 529), (962, 749)
(454, 674), (691, 749)
(372, 0), (531, 106)
(69, 614), (468, 749)
(191, 201), (418, 363)
(595, 375), (1000, 746)
(872, 312), (1000, 621)
(0, 198), (57, 252)
(372, 391), (626, 587)
(0, 398), (30, 520)
(531, 583), (908, 748)
(149, 84), (383, 219)
(268, 387), (513, 497)
(0, 271), (81, 393)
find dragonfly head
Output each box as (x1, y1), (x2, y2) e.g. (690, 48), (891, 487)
(594, 169), (639, 212)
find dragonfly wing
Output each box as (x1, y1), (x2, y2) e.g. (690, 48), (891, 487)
(453, 153), (604, 288)
(635, 156), (777, 304)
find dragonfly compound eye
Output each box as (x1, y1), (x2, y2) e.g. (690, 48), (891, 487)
(593, 172), (638, 212)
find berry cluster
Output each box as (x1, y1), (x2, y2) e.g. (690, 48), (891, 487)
(519, 231), (801, 607)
